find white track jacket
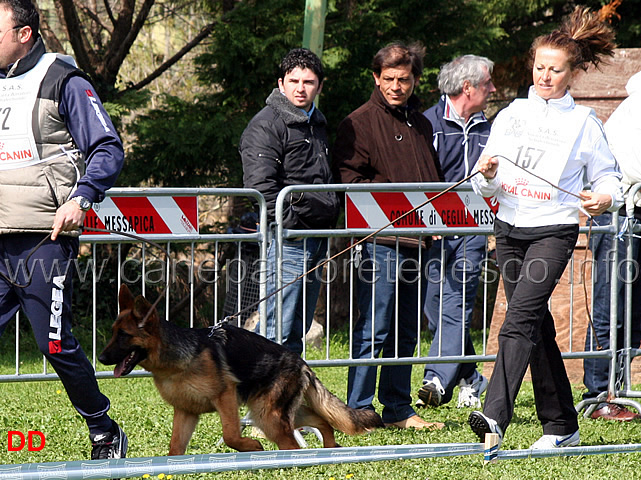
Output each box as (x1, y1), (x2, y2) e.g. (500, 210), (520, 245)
(471, 86), (622, 227)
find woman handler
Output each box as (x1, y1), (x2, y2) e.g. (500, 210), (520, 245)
(467, 7), (623, 449)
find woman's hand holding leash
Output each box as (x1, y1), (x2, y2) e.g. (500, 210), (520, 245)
(477, 154), (499, 179)
(580, 191), (613, 217)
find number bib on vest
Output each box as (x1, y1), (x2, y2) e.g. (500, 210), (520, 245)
(0, 54), (76, 170)
(492, 99), (590, 209)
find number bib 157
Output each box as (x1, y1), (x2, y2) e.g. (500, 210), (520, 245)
(492, 99), (590, 206)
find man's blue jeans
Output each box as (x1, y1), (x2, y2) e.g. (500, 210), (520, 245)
(584, 212), (641, 399)
(422, 235), (486, 402)
(347, 242), (424, 423)
(258, 236), (327, 355)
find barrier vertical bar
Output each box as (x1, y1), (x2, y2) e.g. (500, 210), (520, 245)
(142, 243), (146, 297)
(302, 237), (308, 358)
(190, 241), (195, 328)
(14, 311), (19, 375)
(258, 194), (268, 338)
(165, 242), (171, 322)
(608, 210), (619, 400)
(92, 242), (98, 367)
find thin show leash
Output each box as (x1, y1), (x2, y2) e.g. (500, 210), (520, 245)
(226, 155), (602, 349)
(218, 172), (485, 326)
(222, 158), (596, 329)
(491, 154), (601, 350)
(2, 164), (601, 345)
(0, 232), (55, 288)
(0, 227), (169, 325)
(90, 163), (600, 345)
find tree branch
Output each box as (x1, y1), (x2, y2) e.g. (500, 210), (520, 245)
(76, 2), (113, 34)
(34, 2), (65, 53)
(57, 0), (99, 78)
(122, 20), (216, 94)
(106, 0), (156, 77)
(121, 0), (244, 95)
(102, 0), (117, 25)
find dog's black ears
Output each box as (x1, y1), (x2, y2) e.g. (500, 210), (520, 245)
(119, 284), (155, 328)
(132, 296), (154, 327)
(119, 284), (135, 311)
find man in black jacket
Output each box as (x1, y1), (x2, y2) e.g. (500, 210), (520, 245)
(240, 48), (339, 354)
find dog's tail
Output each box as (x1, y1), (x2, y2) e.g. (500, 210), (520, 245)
(303, 367), (384, 435)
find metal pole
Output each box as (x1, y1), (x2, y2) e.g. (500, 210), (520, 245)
(302, 0), (327, 54)
(302, 0), (327, 108)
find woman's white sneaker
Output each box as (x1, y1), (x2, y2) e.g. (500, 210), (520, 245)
(530, 430), (579, 449)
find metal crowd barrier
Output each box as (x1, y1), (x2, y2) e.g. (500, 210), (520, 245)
(0, 183), (638, 390)
(0, 187), (268, 382)
(0, 183), (637, 409)
(3, 183), (641, 476)
(272, 182), (616, 377)
(620, 183), (641, 410)
(575, 182), (641, 415)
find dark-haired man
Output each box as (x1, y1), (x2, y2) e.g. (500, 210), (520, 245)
(333, 42), (444, 430)
(240, 48), (339, 354)
(0, 0), (126, 460)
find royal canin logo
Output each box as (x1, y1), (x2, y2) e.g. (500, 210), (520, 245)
(0, 148), (33, 162)
(515, 177), (529, 186)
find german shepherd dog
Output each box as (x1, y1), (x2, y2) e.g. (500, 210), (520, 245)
(99, 285), (384, 455)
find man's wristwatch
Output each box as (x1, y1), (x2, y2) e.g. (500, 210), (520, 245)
(71, 196), (92, 212)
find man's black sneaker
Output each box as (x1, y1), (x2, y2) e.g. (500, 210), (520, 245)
(91, 423), (128, 460)
(416, 376), (445, 407)
(468, 411), (503, 447)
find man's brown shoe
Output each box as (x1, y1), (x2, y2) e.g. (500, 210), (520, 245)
(591, 403), (641, 421)
(384, 415), (444, 430)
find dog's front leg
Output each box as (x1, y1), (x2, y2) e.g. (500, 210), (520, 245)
(168, 408), (200, 455)
(216, 388), (263, 452)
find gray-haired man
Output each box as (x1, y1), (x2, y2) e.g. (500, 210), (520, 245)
(418, 54), (495, 409)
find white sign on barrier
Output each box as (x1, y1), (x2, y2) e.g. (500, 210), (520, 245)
(345, 191), (498, 229)
(83, 196), (199, 235)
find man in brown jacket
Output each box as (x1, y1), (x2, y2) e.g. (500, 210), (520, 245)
(333, 42), (443, 430)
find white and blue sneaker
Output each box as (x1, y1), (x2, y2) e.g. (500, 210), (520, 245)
(530, 430), (579, 449)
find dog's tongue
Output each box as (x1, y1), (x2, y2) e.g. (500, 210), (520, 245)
(114, 359), (127, 378)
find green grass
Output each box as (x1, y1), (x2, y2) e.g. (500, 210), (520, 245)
(1, 329), (641, 479)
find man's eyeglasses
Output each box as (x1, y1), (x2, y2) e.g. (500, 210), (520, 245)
(0, 25), (25, 43)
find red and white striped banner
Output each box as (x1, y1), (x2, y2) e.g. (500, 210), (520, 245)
(83, 196), (199, 235)
(345, 191), (498, 229)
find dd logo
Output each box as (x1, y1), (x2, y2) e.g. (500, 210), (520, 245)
(8, 431), (45, 451)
